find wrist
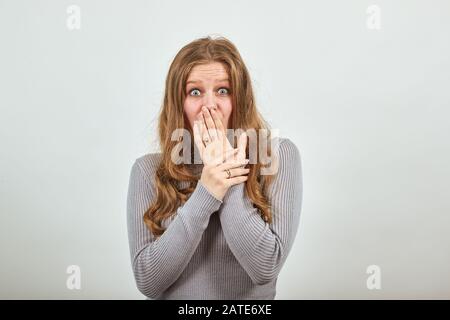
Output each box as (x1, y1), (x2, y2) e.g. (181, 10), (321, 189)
(199, 179), (224, 202)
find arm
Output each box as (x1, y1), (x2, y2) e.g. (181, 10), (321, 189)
(126, 159), (223, 299)
(218, 138), (303, 285)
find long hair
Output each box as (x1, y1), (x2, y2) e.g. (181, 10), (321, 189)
(144, 35), (279, 238)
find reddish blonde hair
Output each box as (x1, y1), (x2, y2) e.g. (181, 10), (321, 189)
(144, 36), (278, 237)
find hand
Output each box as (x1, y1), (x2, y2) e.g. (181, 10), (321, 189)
(199, 151), (250, 201)
(193, 106), (235, 165)
(206, 107), (248, 163)
(193, 106), (250, 201)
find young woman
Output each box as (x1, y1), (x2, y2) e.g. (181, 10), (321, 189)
(126, 36), (303, 300)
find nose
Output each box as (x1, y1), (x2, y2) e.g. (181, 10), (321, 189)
(205, 105), (217, 111)
(202, 105), (217, 113)
(202, 93), (218, 110)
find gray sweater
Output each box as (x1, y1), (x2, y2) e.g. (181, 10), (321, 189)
(126, 137), (303, 299)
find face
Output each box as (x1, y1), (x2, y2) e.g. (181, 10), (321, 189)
(183, 62), (233, 132)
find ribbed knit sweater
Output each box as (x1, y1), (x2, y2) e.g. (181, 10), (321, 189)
(126, 137), (302, 299)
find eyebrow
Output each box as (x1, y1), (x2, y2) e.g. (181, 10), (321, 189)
(186, 78), (229, 85)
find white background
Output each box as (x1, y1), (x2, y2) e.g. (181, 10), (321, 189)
(0, 0), (449, 299)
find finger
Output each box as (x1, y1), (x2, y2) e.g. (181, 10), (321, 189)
(210, 108), (225, 134)
(202, 107), (218, 141)
(199, 113), (211, 146)
(224, 167), (250, 179)
(237, 131), (248, 160)
(210, 148), (239, 167)
(218, 159), (249, 171)
(210, 108), (229, 153)
(225, 175), (248, 187)
(221, 148), (239, 163)
(193, 121), (205, 155)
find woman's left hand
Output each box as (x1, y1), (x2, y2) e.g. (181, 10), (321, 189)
(194, 106), (247, 166)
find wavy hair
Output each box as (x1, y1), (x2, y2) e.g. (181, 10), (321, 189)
(144, 35), (279, 237)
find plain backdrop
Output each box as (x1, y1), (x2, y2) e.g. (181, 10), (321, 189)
(0, 0), (449, 299)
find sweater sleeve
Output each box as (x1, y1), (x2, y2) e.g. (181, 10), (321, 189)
(126, 159), (223, 299)
(218, 138), (303, 285)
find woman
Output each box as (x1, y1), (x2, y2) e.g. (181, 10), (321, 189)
(126, 35), (303, 300)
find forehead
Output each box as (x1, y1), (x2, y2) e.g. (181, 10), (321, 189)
(187, 62), (229, 83)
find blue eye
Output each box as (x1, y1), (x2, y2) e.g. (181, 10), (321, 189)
(188, 87), (230, 96)
(218, 87), (229, 95)
(189, 89), (201, 96)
